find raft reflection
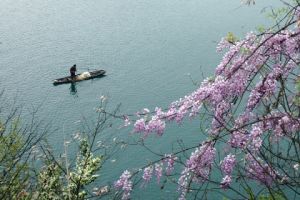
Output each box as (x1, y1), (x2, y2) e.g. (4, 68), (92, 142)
(69, 82), (78, 96)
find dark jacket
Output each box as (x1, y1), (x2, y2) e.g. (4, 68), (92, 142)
(70, 65), (77, 76)
(70, 65), (77, 73)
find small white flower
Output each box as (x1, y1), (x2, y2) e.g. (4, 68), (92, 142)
(143, 108), (150, 113)
(100, 95), (107, 101)
(280, 175), (289, 183)
(73, 132), (81, 140)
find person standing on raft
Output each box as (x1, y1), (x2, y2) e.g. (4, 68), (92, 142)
(70, 64), (77, 78)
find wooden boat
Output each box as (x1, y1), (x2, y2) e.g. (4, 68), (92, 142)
(53, 70), (106, 85)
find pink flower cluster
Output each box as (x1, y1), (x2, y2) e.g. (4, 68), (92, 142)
(164, 154), (177, 175)
(119, 7), (300, 197)
(245, 154), (277, 186)
(186, 143), (216, 180)
(114, 170), (133, 200)
(178, 143), (216, 199)
(255, 112), (300, 139)
(246, 65), (283, 111)
(229, 130), (249, 148)
(220, 154), (236, 189)
(132, 27), (300, 138)
(221, 154), (236, 175)
(141, 154), (177, 186)
(154, 163), (163, 184)
(249, 125), (263, 151)
(142, 166), (153, 183)
(134, 116), (166, 136)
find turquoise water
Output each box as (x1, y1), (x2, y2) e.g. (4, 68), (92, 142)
(0, 0), (280, 198)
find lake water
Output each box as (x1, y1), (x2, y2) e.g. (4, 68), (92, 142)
(0, 0), (280, 198)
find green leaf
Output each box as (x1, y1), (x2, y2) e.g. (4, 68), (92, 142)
(226, 32), (239, 44)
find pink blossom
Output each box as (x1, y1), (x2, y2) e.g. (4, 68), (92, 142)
(155, 107), (165, 118)
(114, 170), (133, 200)
(154, 163), (163, 184)
(220, 154), (236, 175)
(177, 143), (216, 199)
(216, 37), (231, 52)
(134, 118), (146, 133)
(250, 125), (262, 138)
(246, 71), (279, 111)
(229, 130), (249, 148)
(185, 143), (216, 181)
(164, 154), (177, 175)
(177, 168), (190, 200)
(245, 154), (277, 186)
(146, 116), (166, 136)
(142, 166), (153, 184)
(234, 112), (252, 128)
(251, 137), (262, 151)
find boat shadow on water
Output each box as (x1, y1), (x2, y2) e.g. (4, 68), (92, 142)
(70, 82), (78, 96)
